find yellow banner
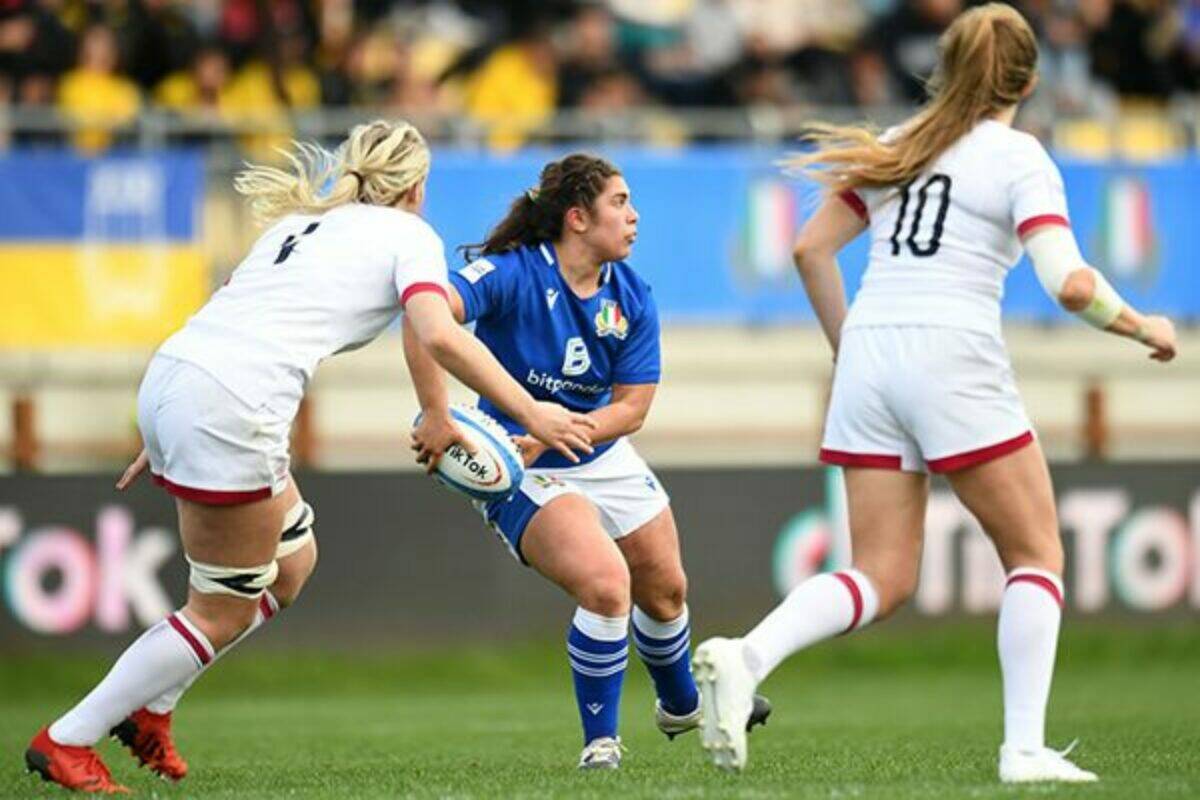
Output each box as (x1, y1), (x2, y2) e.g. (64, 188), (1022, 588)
(0, 244), (207, 348)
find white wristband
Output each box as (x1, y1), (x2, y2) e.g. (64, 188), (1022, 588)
(1078, 269), (1124, 329)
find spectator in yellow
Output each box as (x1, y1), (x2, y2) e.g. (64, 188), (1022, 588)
(155, 44), (235, 121)
(224, 31), (321, 160)
(57, 25), (141, 154)
(464, 24), (558, 150)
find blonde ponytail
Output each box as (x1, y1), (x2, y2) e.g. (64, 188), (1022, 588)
(234, 119), (431, 226)
(786, 3), (1038, 193)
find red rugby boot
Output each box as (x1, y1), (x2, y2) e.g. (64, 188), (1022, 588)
(25, 726), (130, 794)
(111, 708), (188, 781)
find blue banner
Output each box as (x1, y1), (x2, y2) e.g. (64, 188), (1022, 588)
(0, 151), (201, 242)
(424, 148), (1200, 323)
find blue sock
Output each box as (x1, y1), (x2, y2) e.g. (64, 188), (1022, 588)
(567, 607), (628, 745)
(632, 605), (699, 716)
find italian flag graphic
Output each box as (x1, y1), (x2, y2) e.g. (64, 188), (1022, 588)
(1097, 176), (1155, 280)
(741, 179), (798, 281)
(596, 300), (628, 338)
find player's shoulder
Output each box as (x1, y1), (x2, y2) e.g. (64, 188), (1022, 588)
(454, 245), (529, 286)
(970, 121), (1054, 168)
(335, 204), (442, 244)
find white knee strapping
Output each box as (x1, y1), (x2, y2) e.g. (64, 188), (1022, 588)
(187, 556), (279, 599)
(276, 500), (315, 559)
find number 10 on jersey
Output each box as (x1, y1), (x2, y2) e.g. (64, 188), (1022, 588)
(889, 174), (952, 258)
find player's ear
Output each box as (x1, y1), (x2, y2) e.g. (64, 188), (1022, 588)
(1021, 73), (1038, 99)
(565, 205), (589, 234)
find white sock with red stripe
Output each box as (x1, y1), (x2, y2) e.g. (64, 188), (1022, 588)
(145, 591), (280, 714)
(48, 611), (215, 746)
(998, 567), (1064, 751)
(741, 569), (879, 682)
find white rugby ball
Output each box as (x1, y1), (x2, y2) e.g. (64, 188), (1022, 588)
(413, 406), (524, 502)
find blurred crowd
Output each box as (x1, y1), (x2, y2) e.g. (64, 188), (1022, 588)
(1, 0), (1197, 152)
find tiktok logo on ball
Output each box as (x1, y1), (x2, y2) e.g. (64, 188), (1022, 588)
(0, 505), (176, 635)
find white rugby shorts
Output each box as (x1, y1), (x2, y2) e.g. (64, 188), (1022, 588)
(137, 355), (291, 504)
(480, 437), (671, 564)
(821, 326), (1034, 473)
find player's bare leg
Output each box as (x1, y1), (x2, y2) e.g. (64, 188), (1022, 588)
(696, 468), (926, 772)
(522, 494), (630, 769)
(947, 439), (1097, 783)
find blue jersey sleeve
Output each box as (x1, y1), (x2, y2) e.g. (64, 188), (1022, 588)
(448, 254), (520, 323)
(613, 287), (661, 385)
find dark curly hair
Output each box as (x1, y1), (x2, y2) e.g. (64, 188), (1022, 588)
(460, 153), (620, 261)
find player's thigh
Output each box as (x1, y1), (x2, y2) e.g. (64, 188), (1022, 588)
(522, 493), (630, 605)
(844, 467), (929, 608)
(944, 437), (1061, 573)
(175, 490), (293, 645)
(176, 489), (290, 567)
(617, 507), (687, 613)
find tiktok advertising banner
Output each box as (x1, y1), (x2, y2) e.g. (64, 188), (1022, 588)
(1, 463), (1197, 648)
(423, 150), (1200, 324)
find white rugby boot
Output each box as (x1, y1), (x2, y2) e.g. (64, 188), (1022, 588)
(693, 637), (757, 772)
(578, 736), (623, 770)
(999, 741), (1098, 783)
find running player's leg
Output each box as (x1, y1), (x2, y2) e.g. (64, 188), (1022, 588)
(143, 479), (315, 710)
(29, 491), (288, 791)
(745, 467), (925, 679)
(945, 440), (1095, 782)
(115, 480), (318, 779)
(695, 467), (926, 772)
(521, 494), (630, 768)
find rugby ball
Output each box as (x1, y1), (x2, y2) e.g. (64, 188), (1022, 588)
(412, 406), (524, 502)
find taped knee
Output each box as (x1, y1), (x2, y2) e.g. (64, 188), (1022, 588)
(187, 557), (279, 599)
(276, 500), (315, 559)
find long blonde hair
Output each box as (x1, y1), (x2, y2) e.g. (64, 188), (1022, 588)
(234, 119), (431, 225)
(787, 3), (1038, 192)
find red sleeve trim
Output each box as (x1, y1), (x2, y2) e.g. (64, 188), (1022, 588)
(926, 431), (1034, 473)
(1016, 214), (1069, 238)
(818, 448), (901, 470)
(837, 190), (869, 223)
(152, 473), (272, 506)
(400, 282), (449, 307)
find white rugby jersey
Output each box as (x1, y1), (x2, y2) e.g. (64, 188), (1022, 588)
(158, 203), (448, 419)
(840, 119), (1069, 337)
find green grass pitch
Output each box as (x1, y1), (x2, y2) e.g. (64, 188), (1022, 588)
(2, 621), (1196, 798)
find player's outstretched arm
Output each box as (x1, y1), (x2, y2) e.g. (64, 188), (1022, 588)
(793, 195), (868, 357)
(1023, 225), (1177, 362)
(404, 292), (596, 462)
(402, 313), (477, 471)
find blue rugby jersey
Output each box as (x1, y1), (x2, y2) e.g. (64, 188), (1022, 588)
(448, 241), (660, 469)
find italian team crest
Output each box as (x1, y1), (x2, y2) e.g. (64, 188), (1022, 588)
(594, 299), (629, 339)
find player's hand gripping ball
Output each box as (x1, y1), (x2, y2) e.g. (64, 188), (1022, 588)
(413, 406), (524, 502)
